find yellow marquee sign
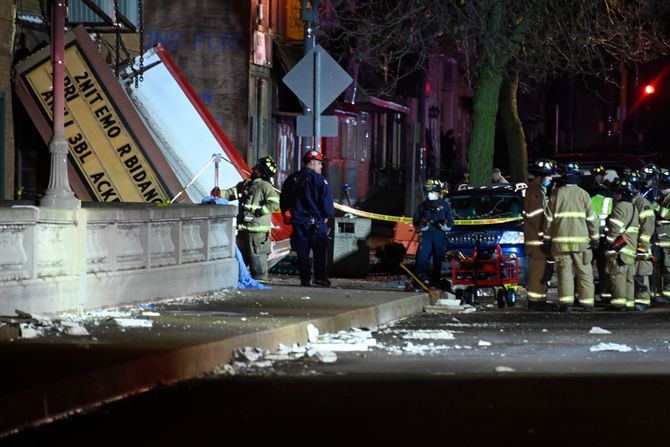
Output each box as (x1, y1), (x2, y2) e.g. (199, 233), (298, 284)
(16, 30), (171, 203)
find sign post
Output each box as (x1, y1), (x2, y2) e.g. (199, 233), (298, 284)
(283, 45), (352, 145)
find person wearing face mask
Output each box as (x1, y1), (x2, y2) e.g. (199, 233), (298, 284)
(525, 159), (558, 311)
(412, 178), (454, 287)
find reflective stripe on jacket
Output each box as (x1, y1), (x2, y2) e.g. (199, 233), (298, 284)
(523, 182), (546, 246)
(224, 177), (280, 233)
(606, 200), (639, 264)
(544, 184), (598, 253)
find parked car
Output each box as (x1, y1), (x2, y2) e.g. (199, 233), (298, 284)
(443, 184), (528, 290)
(554, 151), (656, 180)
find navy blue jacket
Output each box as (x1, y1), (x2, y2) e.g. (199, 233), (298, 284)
(280, 167), (335, 224)
(413, 199), (454, 233)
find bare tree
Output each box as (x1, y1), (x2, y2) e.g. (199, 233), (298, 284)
(328, 0), (670, 185)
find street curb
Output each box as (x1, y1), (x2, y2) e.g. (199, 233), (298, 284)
(0, 292), (428, 437)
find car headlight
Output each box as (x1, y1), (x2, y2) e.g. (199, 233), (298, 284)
(499, 231), (524, 244)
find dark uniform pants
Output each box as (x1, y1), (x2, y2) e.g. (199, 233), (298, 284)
(634, 259), (653, 306)
(291, 220), (328, 283)
(607, 254), (634, 309)
(555, 250), (595, 307)
(415, 230), (447, 284)
(237, 231), (272, 280)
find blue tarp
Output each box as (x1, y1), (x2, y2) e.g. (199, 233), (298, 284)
(201, 196), (269, 289)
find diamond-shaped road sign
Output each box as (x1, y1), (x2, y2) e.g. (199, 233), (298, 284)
(283, 45), (353, 115)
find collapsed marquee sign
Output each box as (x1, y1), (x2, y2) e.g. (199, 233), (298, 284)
(13, 25), (183, 203)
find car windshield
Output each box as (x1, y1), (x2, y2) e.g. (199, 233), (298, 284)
(447, 194), (523, 219)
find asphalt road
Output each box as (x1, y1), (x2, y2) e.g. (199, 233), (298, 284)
(7, 301), (670, 446)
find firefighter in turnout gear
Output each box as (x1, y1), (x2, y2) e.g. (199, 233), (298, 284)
(605, 179), (640, 311)
(589, 167), (613, 302)
(413, 179), (454, 287)
(525, 159), (557, 311)
(544, 162), (599, 312)
(628, 171), (656, 310)
(654, 169), (670, 302)
(223, 156), (280, 281)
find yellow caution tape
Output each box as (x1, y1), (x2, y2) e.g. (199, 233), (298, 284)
(334, 203), (413, 223)
(335, 203), (523, 226)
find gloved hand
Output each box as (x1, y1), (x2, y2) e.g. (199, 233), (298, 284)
(590, 239), (599, 250)
(439, 224), (451, 232)
(418, 225), (429, 232)
(253, 208), (265, 217)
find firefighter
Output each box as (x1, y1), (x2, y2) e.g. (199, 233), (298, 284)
(544, 162), (599, 312)
(524, 159), (557, 311)
(588, 166), (613, 303)
(605, 179), (640, 311)
(654, 169), (670, 302)
(640, 162), (660, 203)
(222, 156), (280, 281)
(279, 150), (335, 287)
(413, 178), (454, 287)
(628, 171), (656, 310)
(587, 165), (611, 197)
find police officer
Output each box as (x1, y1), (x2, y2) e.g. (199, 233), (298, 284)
(280, 150), (335, 287)
(654, 169), (670, 302)
(588, 166), (613, 302)
(544, 162), (599, 312)
(223, 156), (280, 281)
(413, 178), (454, 287)
(628, 171), (655, 310)
(525, 159), (557, 311)
(605, 179), (639, 311)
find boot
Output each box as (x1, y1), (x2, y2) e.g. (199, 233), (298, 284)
(527, 300), (558, 311)
(558, 304), (573, 313)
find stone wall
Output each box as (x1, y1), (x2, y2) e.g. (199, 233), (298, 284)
(0, 203), (238, 315)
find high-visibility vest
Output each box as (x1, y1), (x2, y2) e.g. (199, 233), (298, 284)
(591, 194), (613, 236)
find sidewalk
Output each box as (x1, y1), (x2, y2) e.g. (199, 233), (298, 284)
(0, 280), (428, 436)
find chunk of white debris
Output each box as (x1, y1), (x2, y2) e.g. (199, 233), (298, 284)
(461, 306), (476, 313)
(300, 296), (311, 300)
(589, 343), (632, 352)
(306, 349), (338, 363)
(494, 366), (515, 372)
(141, 311), (160, 317)
(19, 324), (43, 339)
(589, 326), (612, 335)
(478, 340), (492, 347)
(235, 346), (265, 362)
(401, 330), (455, 340)
(436, 298), (461, 307)
(64, 325), (89, 336)
(113, 318), (153, 328)
(307, 324), (319, 343)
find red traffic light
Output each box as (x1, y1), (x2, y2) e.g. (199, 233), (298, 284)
(644, 84), (655, 95)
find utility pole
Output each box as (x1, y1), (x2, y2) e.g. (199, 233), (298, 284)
(41, 0), (80, 209)
(300, 0), (320, 153)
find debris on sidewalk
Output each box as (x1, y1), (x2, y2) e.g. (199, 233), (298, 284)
(397, 329), (455, 341)
(589, 342), (632, 352)
(494, 366), (515, 372)
(478, 340), (492, 347)
(588, 326), (612, 335)
(112, 318), (153, 328)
